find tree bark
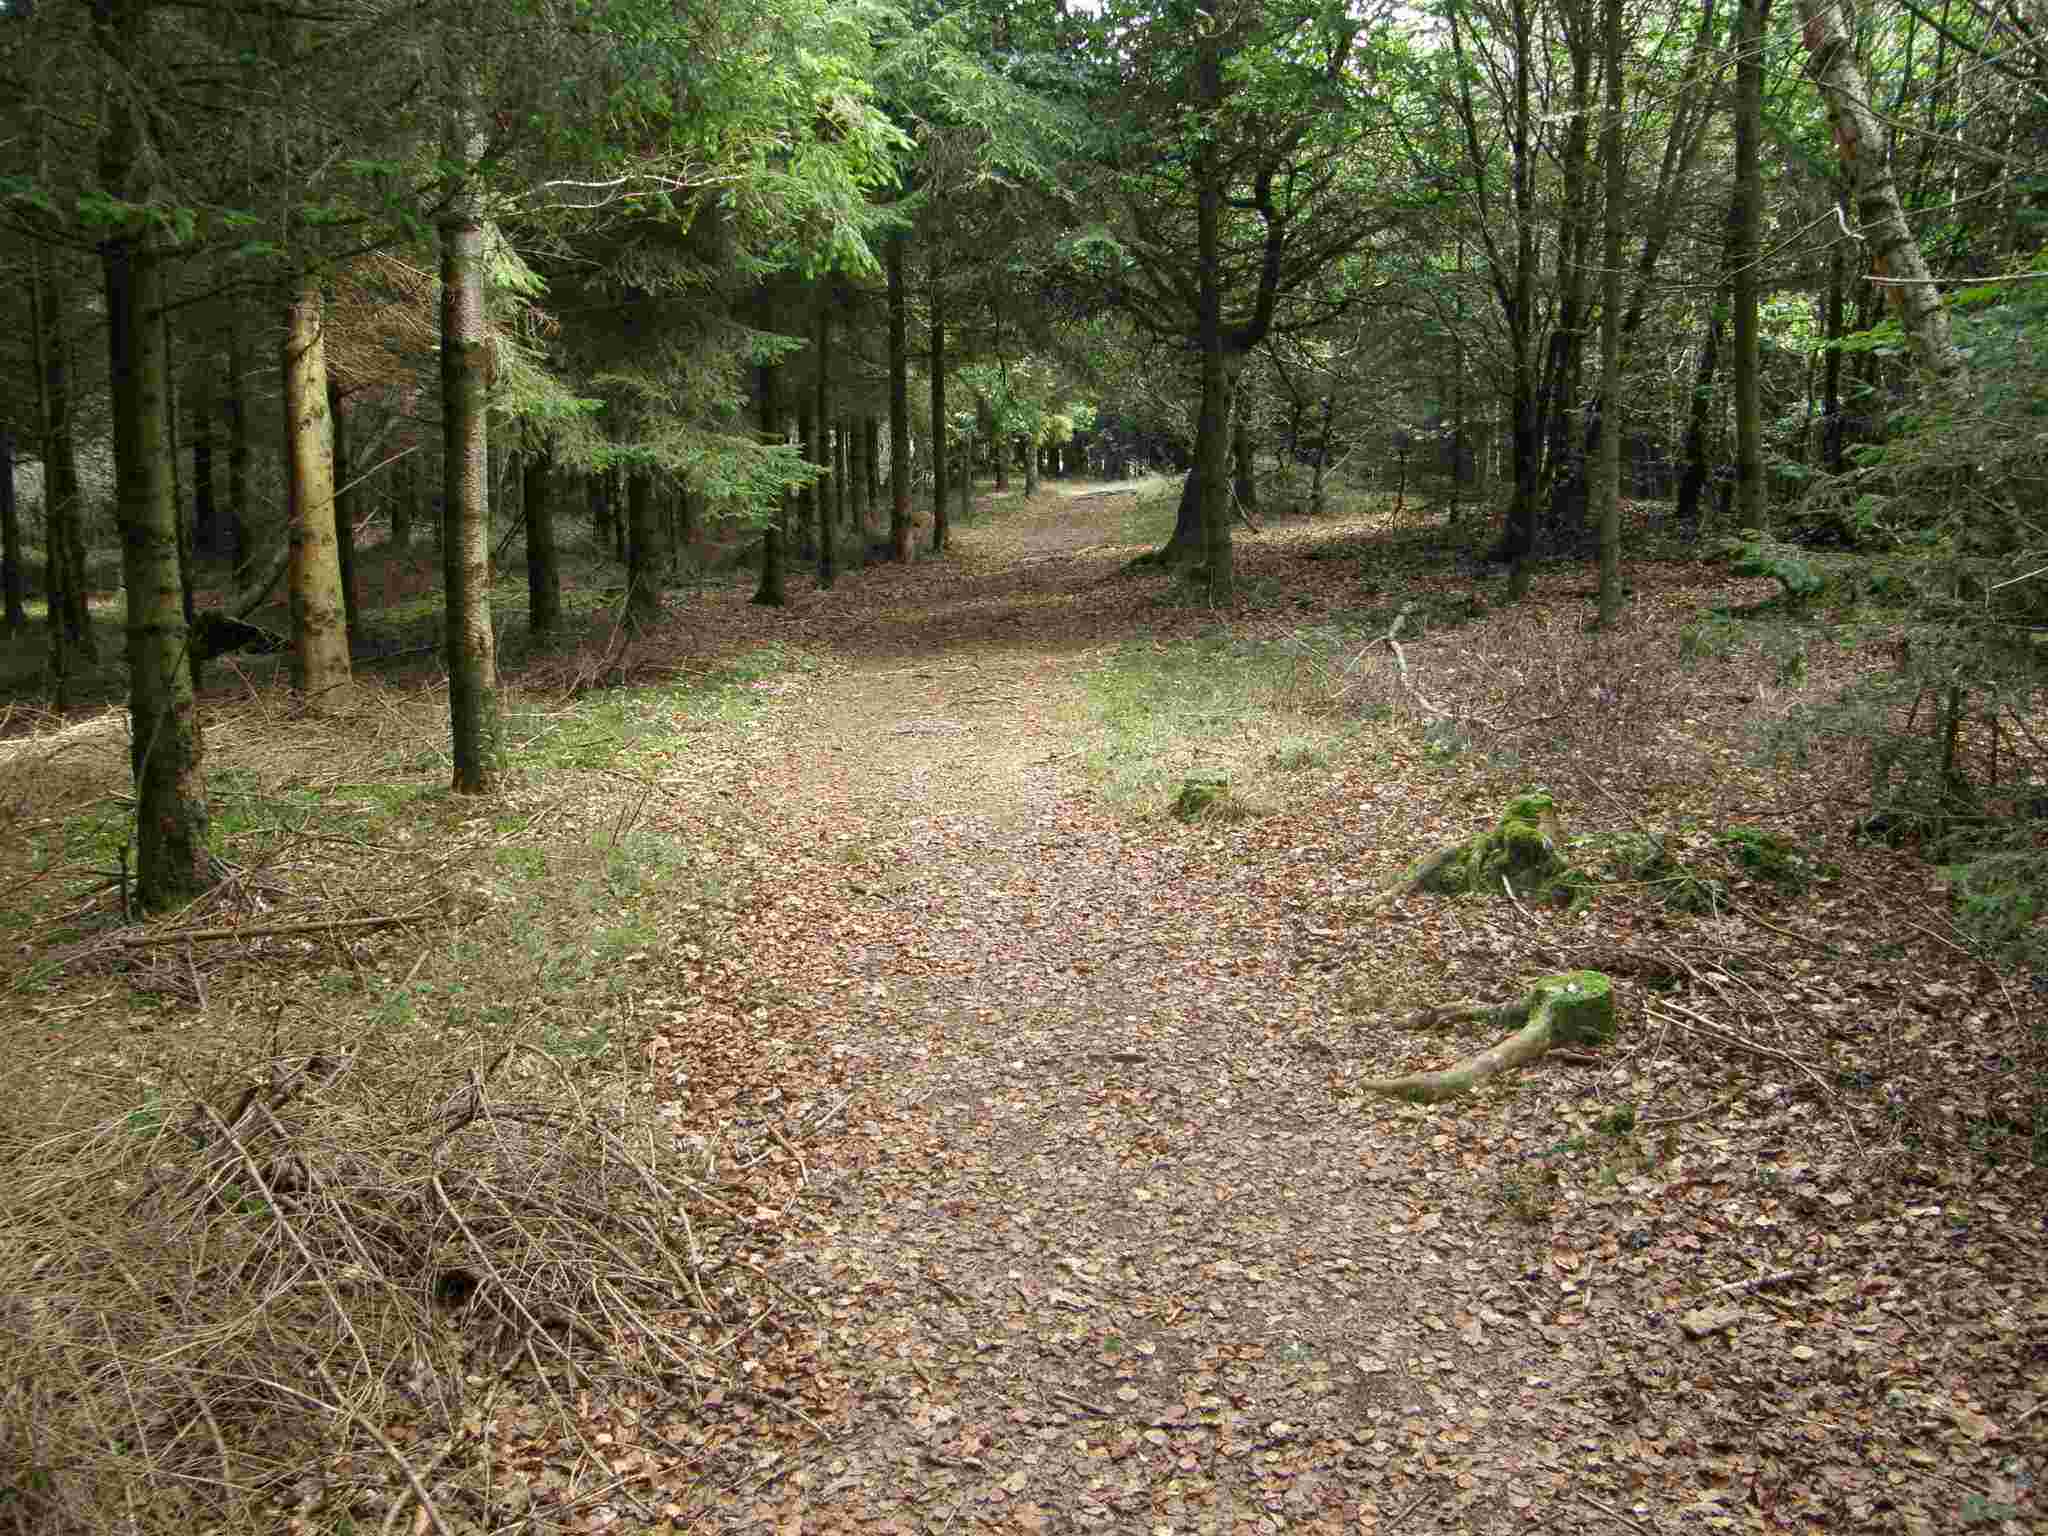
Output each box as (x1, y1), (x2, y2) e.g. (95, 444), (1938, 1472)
(816, 302), (836, 590)
(225, 314), (251, 570)
(190, 357), (219, 560)
(626, 469), (661, 623)
(796, 407), (818, 560)
(886, 234), (913, 563)
(1231, 412), (1257, 519)
(753, 359), (788, 606)
(1732, 0), (1768, 529)
(1596, 0), (1626, 624)
(34, 246), (93, 660)
(440, 167), (498, 793)
(1674, 296), (1726, 528)
(1795, 0), (1972, 411)
(99, 0), (211, 908)
(283, 283), (353, 706)
(929, 255), (949, 557)
(326, 379), (360, 647)
(1023, 433), (1040, 499)
(1, 430), (23, 633)
(524, 447), (559, 638)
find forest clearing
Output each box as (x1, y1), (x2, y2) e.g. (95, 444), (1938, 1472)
(3, 480), (2042, 1535)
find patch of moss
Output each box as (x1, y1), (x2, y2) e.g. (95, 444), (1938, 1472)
(1421, 791), (1587, 906)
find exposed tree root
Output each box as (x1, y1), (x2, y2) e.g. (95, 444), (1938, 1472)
(1359, 971), (1615, 1103)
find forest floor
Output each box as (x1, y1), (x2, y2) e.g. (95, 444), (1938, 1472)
(3, 480), (2046, 1536)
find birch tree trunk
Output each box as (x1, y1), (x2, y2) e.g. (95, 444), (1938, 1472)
(1795, 0), (1972, 411)
(284, 282), (354, 706)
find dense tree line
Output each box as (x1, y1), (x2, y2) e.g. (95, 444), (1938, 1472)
(1, 0), (2042, 908)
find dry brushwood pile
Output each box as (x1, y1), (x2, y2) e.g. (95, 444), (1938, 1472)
(3, 482), (2045, 1535)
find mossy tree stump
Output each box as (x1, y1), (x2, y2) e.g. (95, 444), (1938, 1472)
(1358, 971), (1616, 1103)
(1370, 790), (1586, 911)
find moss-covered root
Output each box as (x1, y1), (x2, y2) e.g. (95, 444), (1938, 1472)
(1365, 790), (1582, 912)
(1359, 972), (1615, 1104)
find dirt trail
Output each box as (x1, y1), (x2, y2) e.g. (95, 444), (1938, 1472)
(711, 487), (1535, 1534)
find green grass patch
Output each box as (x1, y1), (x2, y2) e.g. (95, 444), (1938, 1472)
(1079, 627), (1360, 815)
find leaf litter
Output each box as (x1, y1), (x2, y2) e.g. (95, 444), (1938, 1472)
(3, 484), (2043, 1534)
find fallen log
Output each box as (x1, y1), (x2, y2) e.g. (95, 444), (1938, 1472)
(1359, 971), (1615, 1103)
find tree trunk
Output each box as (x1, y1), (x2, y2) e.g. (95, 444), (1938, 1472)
(816, 307), (836, 589)
(1231, 412), (1257, 519)
(1023, 434), (1040, 499)
(1, 431), (23, 633)
(929, 261), (949, 557)
(886, 234), (913, 563)
(524, 447), (559, 639)
(392, 442), (415, 552)
(1674, 297), (1725, 528)
(1795, 0), (1972, 411)
(284, 283), (353, 707)
(796, 408), (818, 560)
(100, 0), (211, 908)
(34, 246), (93, 660)
(864, 415), (881, 522)
(190, 358), (219, 560)
(225, 315), (251, 571)
(326, 379), (360, 647)
(626, 469), (661, 623)
(1595, 0), (1627, 625)
(994, 421), (1010, 491)
(440, 170), (498, 793)
(834, 415), (849, 534)
(1821, 218), (1846, 473)
(1732, 0), (1768, 529)
(753, 359), (788, 606)
(848, 411), (868, 540)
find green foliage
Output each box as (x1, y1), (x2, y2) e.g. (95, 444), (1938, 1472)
(1720, 531), (1827, 606)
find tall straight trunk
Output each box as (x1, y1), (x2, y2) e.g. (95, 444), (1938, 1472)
(1502, 0), (1540, 597)
(864, 415), (881, 515)
(164, 312), (193, 667)
(929, 260), (949, 557)
(816, 301), (836, 590)
(34, 247), (93, 658)
(283, 283), (353, 704)
(796, 408), (818, 559)
(1231, 414), (1257, 518)
(834, 416), (849, 532)
(1595, 0), (1627, 624)
(524, 448), (559, 638)
(848, 412), (868, 535)
(190, 359), (219, 560)
(326, 379), (360, 646)
(2, 431), (22, 632)
(1794, 0), (1972, 411)
(1023, 435), (1040, 499)
(100, 0), (210, 907)
(753, 360), (788, 605)
(225, 314), (251, 570)
(626, 470), (661, 622)
(886, 235), (913, 562)
(993, 420), (1010, 491)
(957, 435), (970, 524)
(1193, 117), (1235, 598)
(1539, 3), (1596, 536)
(392, 442), (414, 551)
(588, 469), (611, 555)
(1731, 0), (1768, 529)
(1311, 395), (1334, 515)
(1674, 296), (1725, 526)
(440, 168), (498, 792)
(679, 478), (699, 550)
(32, 254), (70, 702)
(1822, 224), (1846, 472)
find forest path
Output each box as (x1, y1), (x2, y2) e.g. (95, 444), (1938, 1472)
(685, 485), (1529, 1535)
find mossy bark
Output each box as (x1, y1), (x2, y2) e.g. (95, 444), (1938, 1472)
(1373, 791), (1581, 910)
(1360, 973), (1616, 1103)
(440, 185), (499, 794)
